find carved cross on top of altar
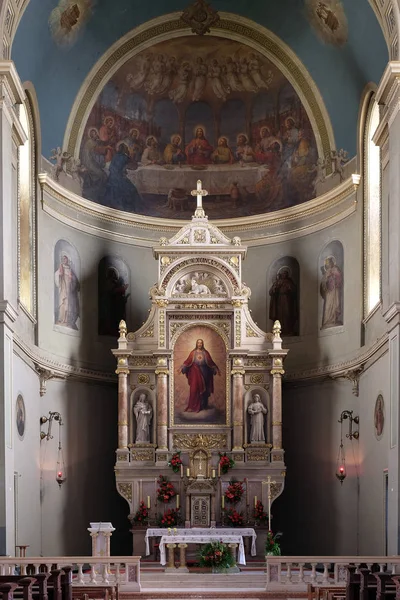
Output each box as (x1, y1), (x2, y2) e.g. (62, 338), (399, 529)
(191, 179), (208, 219)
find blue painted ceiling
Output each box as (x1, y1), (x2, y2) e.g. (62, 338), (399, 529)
(12, 0), (388, 158)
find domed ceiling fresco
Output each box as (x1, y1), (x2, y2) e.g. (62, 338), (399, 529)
(12, 0), (388, 220)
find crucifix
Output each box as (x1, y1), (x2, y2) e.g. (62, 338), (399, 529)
(262, 475), (276, 531)
(191, 179), (208, 217)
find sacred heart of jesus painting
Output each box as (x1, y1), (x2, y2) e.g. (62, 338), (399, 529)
(172, 326), (228, 426)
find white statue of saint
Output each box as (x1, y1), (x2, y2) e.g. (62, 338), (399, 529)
(133, 393), (153, 443)
(248, 393), (267, 443)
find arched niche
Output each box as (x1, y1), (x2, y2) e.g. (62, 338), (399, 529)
(267, 256), (300, 337)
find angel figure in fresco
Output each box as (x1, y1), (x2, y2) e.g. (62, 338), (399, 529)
(134, 393), (153, 443)
(157, 56), (177, 95)
(320, 256), (343, 329)
(238, 57), (258, 92)
(209, 59), (229, 101)
(331, 148), (349, 182)
(224, 57), (243, 92)
(126, 54), (152, 90)
(248, 53), (273, 89)
(248, 393), (267, 443)
(169, 61), (192, 103)
(192, 57), (208, 101)
(49, 147), (71, 181)
(145, 54), (166, 95)
(180, 339), (221, 413)
(185, 127), (213, 165)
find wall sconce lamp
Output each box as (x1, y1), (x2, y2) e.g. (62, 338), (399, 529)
(40, 412), (66, 489)
(336, 410), (359, 485)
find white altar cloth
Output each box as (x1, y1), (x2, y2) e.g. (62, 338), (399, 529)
(145, 527), (256, 558)
(158, 533), (246, 566)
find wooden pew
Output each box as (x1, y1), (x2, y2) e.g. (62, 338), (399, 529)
(307, 584), (346, 599)
(346, 565), (360, 600)
(374, 572), (396, 600)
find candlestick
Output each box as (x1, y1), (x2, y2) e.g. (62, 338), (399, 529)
(218, 463), (221, 477)
(180, 464), (183, 478)
(212, 469), (216, 478)
(254, 495), (257, 508)
(176, 494), (180, 509)
(221, 496), (225, 509)
(147, 496), (151, 509)
(186, 467), (190, 477)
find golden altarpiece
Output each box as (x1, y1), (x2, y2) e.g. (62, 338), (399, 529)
(113, 188), (288, 553)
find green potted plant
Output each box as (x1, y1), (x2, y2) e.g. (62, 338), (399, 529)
(199, 540), (236, 573)
(265, 530), (282, 555)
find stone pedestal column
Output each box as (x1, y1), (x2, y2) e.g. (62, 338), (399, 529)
(116, 357), (129, 449)
(155, 357), (169, 450)
(231, 359), (245, 450)
(270, 321), (285, 451)
(166, 543), (177, 571)
(178, 543), (189, 572)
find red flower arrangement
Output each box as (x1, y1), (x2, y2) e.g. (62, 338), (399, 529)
(224, 508), (244, 527)
(157, 508), (181, 527)
(156, 474), (177, 503)
(265, 530), (282, 555)
(224, 479), (244, 505)
(253, 500), (268, 524)
(132, 500), (149, 525)
(168, 452), (183, 473)
(219, 453), (235, 474)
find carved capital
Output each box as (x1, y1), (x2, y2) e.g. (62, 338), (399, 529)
(35, 366), (65, 397)
(330, 366), (363, 396)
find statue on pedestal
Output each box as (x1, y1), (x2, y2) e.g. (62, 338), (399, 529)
(248, 393), (267, 443)
(133, 393), (153, 443)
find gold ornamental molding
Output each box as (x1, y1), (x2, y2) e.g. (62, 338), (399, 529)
(172, 433), (227, 450)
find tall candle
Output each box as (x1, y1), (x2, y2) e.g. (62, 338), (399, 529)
(186, 467), (190, 477)
(221, 496), (225, 509)
(218, 463), (221, 477)
(176, 494), (180, 509)
(147, 495), (151, 509)
(254, 495), (257, 508)
(212, 469), (216, 478)
(180, 464), (184, 478)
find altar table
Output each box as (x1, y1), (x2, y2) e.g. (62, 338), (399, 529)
(145, 527), (257, 558)
(159, 533), (246, 566)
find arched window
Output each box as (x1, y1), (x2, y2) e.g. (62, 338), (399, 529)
(18, 100), (35, 316)
(364, 98), (381, 315)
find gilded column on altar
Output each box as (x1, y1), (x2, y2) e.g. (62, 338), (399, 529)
(155, 357), (169, 450)
(270, 320), (285, 450)
(231, 358), (245, 450)
(116, 320), (129, 449)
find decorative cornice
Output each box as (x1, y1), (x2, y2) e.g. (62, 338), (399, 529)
(0, 60), (25, 104)
(285, 333), (388, 383)
(0, 300), (18, 324)
(13, 332), (116, 385)
(39, 172), (358, 247)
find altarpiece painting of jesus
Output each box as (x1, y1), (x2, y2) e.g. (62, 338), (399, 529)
(173, 326), (227, 425)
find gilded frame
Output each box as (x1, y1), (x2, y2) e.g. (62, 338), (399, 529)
(169, 321), (231, 428)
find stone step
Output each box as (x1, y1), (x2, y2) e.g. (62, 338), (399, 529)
(140, 571), (266, 589)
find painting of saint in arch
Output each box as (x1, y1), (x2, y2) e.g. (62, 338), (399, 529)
(173, 326), (227, 425)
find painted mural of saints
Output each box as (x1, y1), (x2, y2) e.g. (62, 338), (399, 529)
(49, 0), (96, 48)
(305, 0), (348, 46)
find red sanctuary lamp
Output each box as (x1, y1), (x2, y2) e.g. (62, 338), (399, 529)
(335, 441), (346, 485)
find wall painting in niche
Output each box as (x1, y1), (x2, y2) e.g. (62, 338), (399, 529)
(268, 257), (300, 336)
(319, 240), (343, 330)
(78, 36), (319, 220)
(374, 394), (384, 439)
(54, 239), (81, 332)
(173, 326), (226, 426)
(98, 256), (130, 337)
(16, 394), (25, 439)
